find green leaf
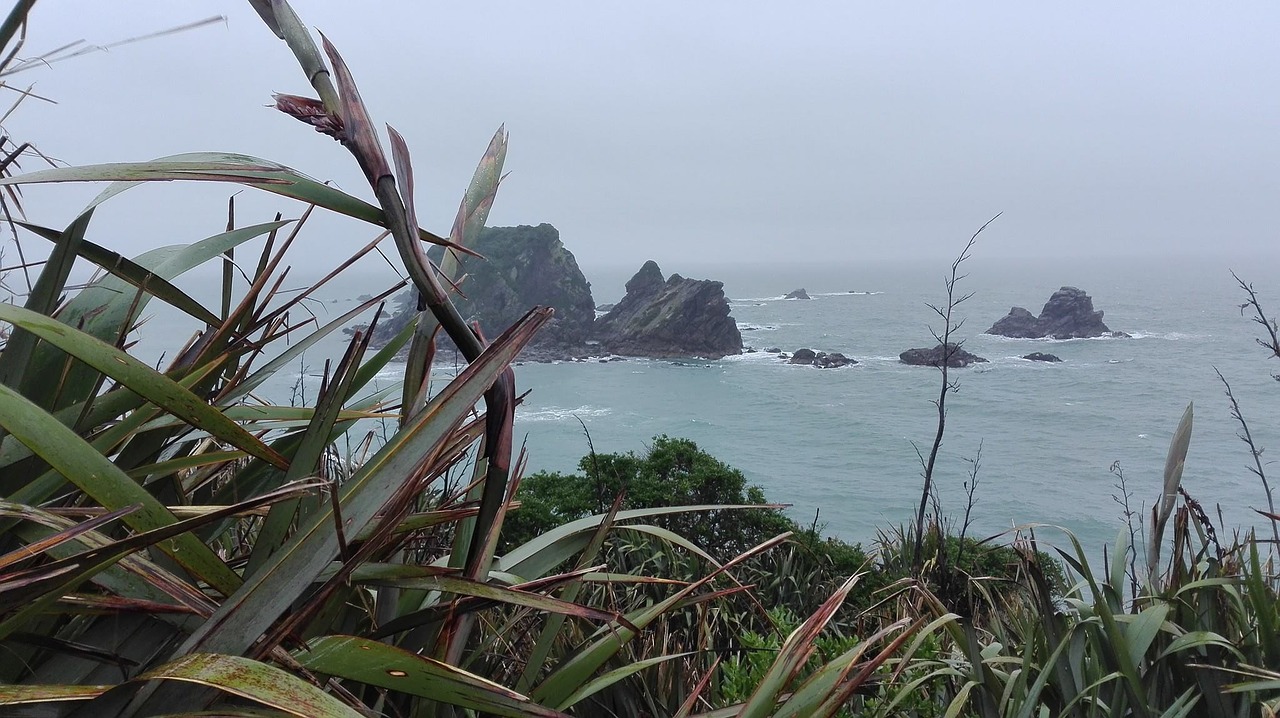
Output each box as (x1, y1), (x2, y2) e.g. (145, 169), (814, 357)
(137, 653), (363, 718)
(0, 210), (94, 393)
(218, 286), (401, 406)
(0, 303), (290, 470)
(1149, 402), (1193, 573)
(21, 220), (288, 412)
(18, 220), (220, 326)
(163, 308), (550, 664)
(1157, 631), (1240, 661)
(1123, 602), (1169, 666)
(497, 504), (773, 581)
(739, 573), (865, 718)
(1, 153), (463, 249)
(532, 533), (790, 708)
(358, 569), (621, 637)
(0, 382), (241, 596)
(293, 635), (567, 718)
(560, 653), (692, 710)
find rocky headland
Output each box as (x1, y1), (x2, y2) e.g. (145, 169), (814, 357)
(986, 286), (1124, 339)
(899, 343), (988, 368)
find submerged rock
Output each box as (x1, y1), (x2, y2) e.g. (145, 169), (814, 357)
(595, 261), (742, 359)
(784, 288), (812, 300)
(1023, 352), (1063, 362)
(987, 287), (1119, 339)
(787, 348), (855, 368)
(899, 343), (988, 368)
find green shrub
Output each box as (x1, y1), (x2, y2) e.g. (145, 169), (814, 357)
(502, 434), (796, 557)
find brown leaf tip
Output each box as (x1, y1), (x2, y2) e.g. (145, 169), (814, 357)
(273, 93), (345, 140)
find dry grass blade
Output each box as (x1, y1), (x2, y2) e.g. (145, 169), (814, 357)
(0, 503), (138, 571)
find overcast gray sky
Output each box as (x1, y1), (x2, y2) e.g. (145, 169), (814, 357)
(6, 2), (1279, 274)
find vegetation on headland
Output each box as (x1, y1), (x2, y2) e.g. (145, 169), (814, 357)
(0, 2), (1276, 717)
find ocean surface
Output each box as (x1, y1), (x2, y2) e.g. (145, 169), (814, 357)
(136, 253), (1280, 560)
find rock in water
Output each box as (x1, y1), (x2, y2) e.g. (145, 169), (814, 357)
(899, 343), (988, 368)
(814, 352), (855, 368)
(361, 223), (595, 358)
(786, 347), (856, 368)
(987, 286), (1117, 339)
(1023, 352), (1063, 362)
(595, 260), (742, 358)
(788, 348), (817, 364)
(784, 288), (812, 300)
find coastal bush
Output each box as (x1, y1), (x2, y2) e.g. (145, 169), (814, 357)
(502, 435), (796, 556)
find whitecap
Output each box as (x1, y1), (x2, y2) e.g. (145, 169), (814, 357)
(1126, 331), (1202, 341)
(721, 352), (785, 364)
(983, 332), (1134, 343)
(516, 405), (611, 423)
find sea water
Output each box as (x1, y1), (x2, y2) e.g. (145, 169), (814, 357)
(134, 253), (1280, 558)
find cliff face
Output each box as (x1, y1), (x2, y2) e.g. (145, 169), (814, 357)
(443, 223), (595, 350)
(595, 261), (742, 359)
(364, 223), (594, 355)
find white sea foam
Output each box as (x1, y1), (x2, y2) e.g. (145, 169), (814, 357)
(1126, 331), (1201, 341)
(516, 405), (611, 423)
(737, 322), (779, 332)
(720, 351), (784, 364)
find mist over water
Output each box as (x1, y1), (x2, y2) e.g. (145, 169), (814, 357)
(135, 253), (1280, 558)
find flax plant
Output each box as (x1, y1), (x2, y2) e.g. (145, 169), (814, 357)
(0, 3), (921, 716)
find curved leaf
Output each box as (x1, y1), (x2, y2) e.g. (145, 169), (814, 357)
(0, 303), (289, 470)
(294, 635), (566, 718)
(137, 653), (362, 718)
(0, 383), (241, 596)
(0, 683), (110, 705)
(1, 153), (463, 250)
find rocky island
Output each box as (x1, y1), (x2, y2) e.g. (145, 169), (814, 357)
(356, 224), (743, 361)
(899, 343), (988, 368)
(986, 286), (1124, 339)
(784, 288), (811, 300)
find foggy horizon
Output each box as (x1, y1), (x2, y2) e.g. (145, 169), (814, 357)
(5, 2), (1279, 276)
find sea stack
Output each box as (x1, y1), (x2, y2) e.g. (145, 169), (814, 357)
(986, 287), (1121, 339)
(595, 261), (742, 358)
